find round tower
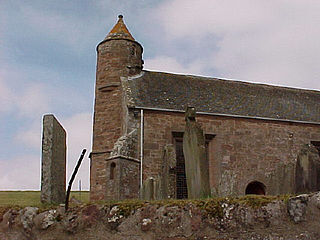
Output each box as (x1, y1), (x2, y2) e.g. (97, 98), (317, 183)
(96, 15), (143, 83)
(90, 15), (143, 201)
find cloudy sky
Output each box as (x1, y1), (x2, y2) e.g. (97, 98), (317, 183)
(1, 0), (319, 190)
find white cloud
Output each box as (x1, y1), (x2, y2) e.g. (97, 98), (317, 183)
(156, 0), (268, 38)
(0, 74), (14, 113)
(154, 0), (320, 90)
(19, 5), (100, 51)
(0, 67), (50, 117)
(15, 83), (50, 117)
(14, 120), (41, 149)
(0, 155), (40, 190)
(144, 56), (206, 76)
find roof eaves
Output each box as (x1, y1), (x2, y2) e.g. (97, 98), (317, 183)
(129, 105), (320, 125)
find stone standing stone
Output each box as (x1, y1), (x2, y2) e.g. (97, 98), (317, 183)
(141, 177), (161, 200)
(295, 144), (320, 194)
(142, 177), (155, 201)
(183, 107), (210, 199)
(160, 144), (176, 199)
(41, 114), (66, 204)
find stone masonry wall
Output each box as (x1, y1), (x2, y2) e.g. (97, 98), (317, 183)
(90, 39), (143, 201)
(105, 159), (121, 200)
(104, 157), (140, 200)
(141, 110), (320, 196)
(119, 158), (140, 199)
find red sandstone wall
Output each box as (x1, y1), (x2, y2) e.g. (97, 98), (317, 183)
(141, 110), (320, 196)
(104, 157), (140, 200)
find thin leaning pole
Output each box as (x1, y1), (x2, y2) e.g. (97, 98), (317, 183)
(65, 149), (86, 211)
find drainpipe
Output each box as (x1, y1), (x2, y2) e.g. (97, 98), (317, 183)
(140, 109), (144, 189)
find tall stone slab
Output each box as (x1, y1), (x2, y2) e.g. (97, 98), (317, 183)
(141, 177), (161, 200)
(183, 107), (210, 199)
(41, 114), (66, 204)
(295, 144), (320, 194)
(160, 144), (176, 199)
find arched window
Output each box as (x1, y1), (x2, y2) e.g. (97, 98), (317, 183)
(110, 162), (116, 180)
(245, 181), (266, 195)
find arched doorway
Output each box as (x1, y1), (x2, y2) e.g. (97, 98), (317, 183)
(245, 181), (266, 195)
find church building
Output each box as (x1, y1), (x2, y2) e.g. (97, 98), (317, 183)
(89, 15), (320, 201)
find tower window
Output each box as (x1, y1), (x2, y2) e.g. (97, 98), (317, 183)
(131, 46), (136, 56)
(110, 162), (116, 180)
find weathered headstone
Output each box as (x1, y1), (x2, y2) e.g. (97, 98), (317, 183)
(41, 114), (66, 204)
(141, 177), (161, 200)
(295, 144), (320, 194)
(160, 144), (176, 199)
(142, 177), (155, 201)
(183, 107), (210, 199)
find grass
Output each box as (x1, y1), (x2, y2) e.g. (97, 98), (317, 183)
(0, 191), (90, 207)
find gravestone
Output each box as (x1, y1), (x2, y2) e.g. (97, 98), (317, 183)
(141, 176), (161, 200)
(295, 144), (320, 194)
(183, 107), (210, 199)
(142, 177), (155, 201)
(160, 144), (176, 199)
(41, 114), (66, 204)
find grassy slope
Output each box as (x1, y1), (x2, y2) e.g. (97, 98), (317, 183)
(0, 191), (90, 207)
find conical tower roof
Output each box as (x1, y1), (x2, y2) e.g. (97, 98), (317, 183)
(105, 15), (135, 41)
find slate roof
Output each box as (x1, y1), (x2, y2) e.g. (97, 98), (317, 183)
(123, 71), (320, 123)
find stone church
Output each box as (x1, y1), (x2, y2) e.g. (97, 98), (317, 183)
(89, 15), (320, 201)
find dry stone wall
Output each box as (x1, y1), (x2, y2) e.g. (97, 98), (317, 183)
(2, 193), (320, 239)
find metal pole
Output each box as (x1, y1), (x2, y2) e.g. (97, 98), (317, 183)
(65, 149), (86, 211)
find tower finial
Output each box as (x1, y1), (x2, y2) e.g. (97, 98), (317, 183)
(104, 15), (135, 41)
